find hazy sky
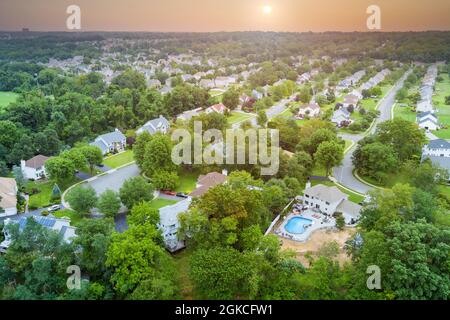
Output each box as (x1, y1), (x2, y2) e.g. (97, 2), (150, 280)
(0, 0), (449, 32)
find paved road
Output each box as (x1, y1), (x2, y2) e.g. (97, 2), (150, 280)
(85, 164), (140, 195)
(333, 70), (412, 194)
(232, 94), (296, 129)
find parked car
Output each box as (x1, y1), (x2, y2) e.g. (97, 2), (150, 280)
(162, 190), (177, 196)
(176, 193), (189, 198)
(48, 205), (61, 212)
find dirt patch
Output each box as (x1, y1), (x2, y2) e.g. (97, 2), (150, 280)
(279, 227), (356, 267)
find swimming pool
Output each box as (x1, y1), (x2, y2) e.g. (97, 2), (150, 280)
(284, 217), (313, 234)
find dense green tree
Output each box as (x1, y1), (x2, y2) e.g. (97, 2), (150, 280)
(119, 176), (155, 209)
(314, 141), (344, 176)
(45, 157), (75, 184)
(66, 186), (98, 215)
(97, 190), (122, 217)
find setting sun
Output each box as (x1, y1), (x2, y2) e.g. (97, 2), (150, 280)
(262, 5), (272, 14)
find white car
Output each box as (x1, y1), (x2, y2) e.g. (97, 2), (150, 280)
(48, 205), (61, 212)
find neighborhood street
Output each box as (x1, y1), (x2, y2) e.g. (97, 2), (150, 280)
(333, 70), (412, 194)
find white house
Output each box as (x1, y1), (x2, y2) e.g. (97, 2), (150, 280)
(342, 94), (360, 109)
(136, 116), (170, 135)
(176, 107), (203, 122)
(0, 216), (77, 253)
(417, 112), (439, 131)
(90, 129), (127, 155)
(0, 178), (17, 218)
(297, 103), (321, 119)
(422, 139), (450, 158)
(331, 108), (351, 127)
(303, 184), (361, 224)
(20, 155), (50, 180)
(158, 198), (192, 252)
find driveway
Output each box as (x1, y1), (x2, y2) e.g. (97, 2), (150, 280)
(85, 164), (140, 195)
(333, 70), (412, 194)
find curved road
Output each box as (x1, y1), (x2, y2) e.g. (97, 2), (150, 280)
(333, 69), (412, 194)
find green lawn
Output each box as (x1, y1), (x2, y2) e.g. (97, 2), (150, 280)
(173, 249), (195, 299)
(394, 105), (416, 122)
(438, 185), (450, 201)
(432, 73), (450, 139)
(227, 112), (255, 125)
(27, 179), (80, 209)
(52, 209), (84, 226)
(0, 91), (18, 112)
(103, 150), (134, 168)
(149, 198), (178, 210)
(27, 181), (56, 209)
(176, 171), (198, 193)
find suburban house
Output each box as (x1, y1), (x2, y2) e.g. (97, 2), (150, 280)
(416, 65), (437, 113)
(303, 184), (362, 224)
(158, 198), (192, 252)
(147, 79), (161, 88)
(199, 79), (215, 89)
(342, 94), (360, 109)
(214, 76), (237, 88)
(0, 216), (77, 253)
(360, 69), (390, 91)
(331, 108), (352, 127)
(90, 129), (127, 155)
(0, 178), (18, 218)
(422, 139), (450, 158)
(189, 171), (228, 198)
(252, 89), (263, 100)
(20, 155), (50, 180)
(417, 112), (439, 131)
(205, 103), (229, 114)
(297, 102), (321, 119)
(136, 115), (170, 135)
(176, 107), (203, 122)
(336, 70), (366, 91)
(422, 139), (450, 182)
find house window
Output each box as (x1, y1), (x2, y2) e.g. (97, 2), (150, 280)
(305, 194), (310, 198)
(326, 202), (330, 205)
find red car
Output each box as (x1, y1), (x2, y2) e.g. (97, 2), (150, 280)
(162, 190), (177, 196)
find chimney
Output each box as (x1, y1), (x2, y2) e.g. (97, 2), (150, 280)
(305, 178), (311, 190)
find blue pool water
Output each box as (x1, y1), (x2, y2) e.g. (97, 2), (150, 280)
(284, 217), (313, 234)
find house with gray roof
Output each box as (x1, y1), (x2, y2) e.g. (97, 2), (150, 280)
(417, 112), (439, 131)
(136, 116), (170, 136)
(303, 184), (362, 224)
(90, 129), (127, 155)
(0, 216), (77, 253)
(331, 108), (352, 127)
(423, 139), (450, 158)
(158, 198), (192, 252)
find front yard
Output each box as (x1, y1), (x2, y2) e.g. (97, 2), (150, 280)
(432, 73), (450, 139)
(227, 111), (255, 125)
(176, 171), (199, 193)
(26, 179), (80, 210)
(103, 150), (135, 168)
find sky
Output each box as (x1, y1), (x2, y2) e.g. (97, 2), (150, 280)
(0, 0), (449, 32)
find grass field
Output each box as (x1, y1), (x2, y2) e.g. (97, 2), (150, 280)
(433, 73), (450, 139)
(0, 91), (18, 111)
(176, 171), (198, 193)
(52, 209), (84, 226)
(173, 249), (194, 299)
(149, 198), (178, 210)
(227, 111), (255, 125)
(103, 150), (135, 168)
(394, 105), (416, 122)
(27, 179), (80, 209)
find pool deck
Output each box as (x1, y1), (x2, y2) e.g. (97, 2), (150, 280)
(275, 209), (336, 242)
